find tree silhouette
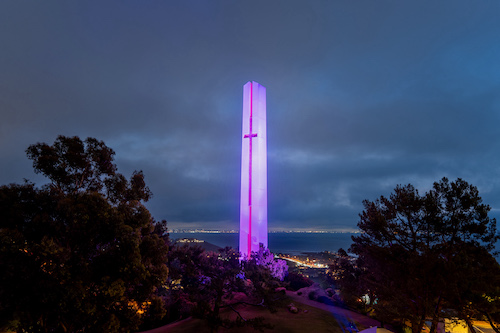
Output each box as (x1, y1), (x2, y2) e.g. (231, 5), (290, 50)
(0, 136), (168, 332)
(347, 178), (499, 333)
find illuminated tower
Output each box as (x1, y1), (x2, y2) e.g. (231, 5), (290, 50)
(239, 81), (268, 259)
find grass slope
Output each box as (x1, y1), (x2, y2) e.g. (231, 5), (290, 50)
(145, 295), (368, 333)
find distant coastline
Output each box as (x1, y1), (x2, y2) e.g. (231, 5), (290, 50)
(169, 231), (358, 255)
(169, 229), (361, 234)
(169, 231), (500, 258)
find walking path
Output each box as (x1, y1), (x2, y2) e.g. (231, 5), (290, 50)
(286, 290), (383, 333)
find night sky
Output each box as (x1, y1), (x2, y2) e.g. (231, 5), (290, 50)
(2, 1), (500, 231)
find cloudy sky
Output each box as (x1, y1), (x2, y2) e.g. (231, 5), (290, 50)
(1, 1), (500, 231)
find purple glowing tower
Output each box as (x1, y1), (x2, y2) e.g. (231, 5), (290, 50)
(239, 81), (268, 259)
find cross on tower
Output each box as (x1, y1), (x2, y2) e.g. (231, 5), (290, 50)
(243, 132), (257, 206)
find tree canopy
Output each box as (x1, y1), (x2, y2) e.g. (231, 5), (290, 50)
(0, 136), (169, 332)
(341, 178), (500, 333)
(165, 243), (287, 332)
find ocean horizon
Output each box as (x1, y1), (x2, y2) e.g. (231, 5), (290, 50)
(170, 232), (357, 255)
(170, 232), (500, 259)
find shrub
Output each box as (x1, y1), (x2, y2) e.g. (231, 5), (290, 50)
(284, 272), (313, 291)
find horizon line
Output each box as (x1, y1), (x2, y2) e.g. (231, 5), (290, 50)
(168, 229), (360, 234)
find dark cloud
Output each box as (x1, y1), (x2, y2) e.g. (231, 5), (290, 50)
(1, 1), (500, 231)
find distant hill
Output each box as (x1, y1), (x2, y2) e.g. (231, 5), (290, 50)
(172, 238), (223, 252)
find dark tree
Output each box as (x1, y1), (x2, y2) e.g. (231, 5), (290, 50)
(347, 178), (499, 333)
(283, 271), (313, 292)
(0, 136), (169, 332)
(330, 252), (377, 313)
(26, 136), (118, 194)
(166, 244), (282, 332)
(440, 241), (500, 333)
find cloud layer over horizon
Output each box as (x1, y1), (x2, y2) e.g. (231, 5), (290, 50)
(2, 1), (500, 231)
